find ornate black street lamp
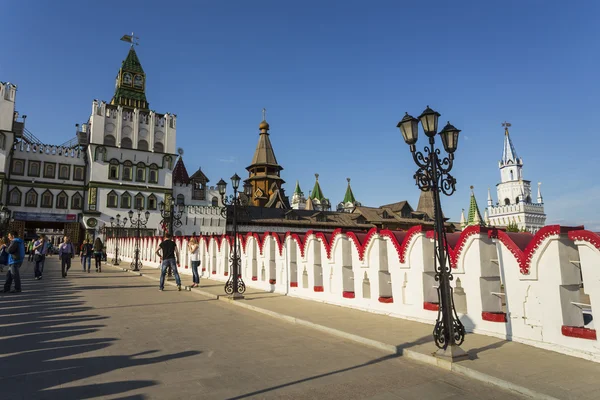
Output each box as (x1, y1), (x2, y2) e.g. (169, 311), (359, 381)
(216, 173), (252, 298)
(128, 208), (150, 272)
(109, 214), (128, 266)
(0, 203), (11, 238)
(159, 196), (185, 277)
(397, 106), (467, 361)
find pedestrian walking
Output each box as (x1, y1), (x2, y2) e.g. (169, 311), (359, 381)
(33, 234), (48, 280)
(59, 236), (75, 278)
(0, 237), (8, 273)
(81, 239), (93, 273)
(156, 233), (181, 291)
(3, 231), (25, 293)
(27, 240), (34, 262)
(93, 237), (104, 272)
(188, 237), (200, 288)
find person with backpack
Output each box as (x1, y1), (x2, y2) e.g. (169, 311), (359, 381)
(58, 236), (75, 278)
(3, 231), (25, 293)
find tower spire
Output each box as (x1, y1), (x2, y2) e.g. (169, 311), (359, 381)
(501, 121), (519, 166)
(537, 182), (543, 204)
(466, 186), (484, 226)
(487, 187), (493, 207)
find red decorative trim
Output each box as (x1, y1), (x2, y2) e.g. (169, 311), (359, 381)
(240, 233), (249, 253)
(271, 232), (285, 256)
(238, 275), (241, 278)
(488, 225), (578, 275)
(286, 231), (311, 258)
(423, 302), (439, 311)
(342, 291), (355, 298)
(184, 265), (188, 269)
(224, 271), (229, 276)
(269, 279), (276, 284)
(569, 230), (600, 250)
(314, 286), (324, 292)
(202, 268), (206, 272)
(449, 225), (490, 268)
(315, 228), (343, 259)
(290, 282), (298, 287)
(378, 296), (394, 303)
(380, 225), (425, 264)
(561, 326), (597, 340)
(252, 276), (258, 281)
(211, 271), (216, 275)
(482, 311), (507, 323)
(346, 227), (379, 261)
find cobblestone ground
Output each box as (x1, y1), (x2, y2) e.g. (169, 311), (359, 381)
(0, 258), (526, 400)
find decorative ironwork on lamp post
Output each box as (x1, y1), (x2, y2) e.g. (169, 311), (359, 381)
(0, 203), (11, 238)
(397, 106), (467, 361)
(159, 196), (185, 276)
(109, 214), (128, 266)
(128, 208), (150, 272)
(216, 173), (252, 299)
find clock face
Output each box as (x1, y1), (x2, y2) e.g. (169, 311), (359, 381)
(134, 75), (144, 89)
(123, 73), (132, 85)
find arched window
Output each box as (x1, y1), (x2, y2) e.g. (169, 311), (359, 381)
(25, 189), (38, 207)
(56, 191), (69, 209)
(138, 140), (149, 151)
(154, 142), (164, 153)
(11, 159), (24, 175)
(123, 161), (133, 181)
(8, 188), (21, 206)
(149, 164), (158, 183)
(163, 155), (173, 169)
(107, 190), (118, 208)
(94, 146), (107, 161)
(526, 195), (531, 203)
(58, 164), (70, 180)
(176, 194), (185, 205)
(72, 192), (83, 209)
(121, 137), (133, 149)
(510, 170), (514, 180)
(136, 163), (146, 182)
(516, 196), (520, 204)
(211, 196), (218, 207)
(147, 194), (157, 210)
(41, 190), (53, 208)
(504, 198), (510, 205)
(135, 193), (145, 210)
(104, 135), (116, 146)
(109, 159), (119, 179)
(28, 161), (40, 177)
(121, 192), (131, 209)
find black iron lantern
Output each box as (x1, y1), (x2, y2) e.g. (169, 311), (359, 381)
(418, 105), (441, 137)
(217, 179), (227, 196)
(397, 112), (419, 145)
(128, 210), (134, 220)
(231, 173), (241, 191)
(243, 181), (253, 197)
(439, 122), (460, 154)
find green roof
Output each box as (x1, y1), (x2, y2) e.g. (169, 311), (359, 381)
(294, 180), (302, 195)
(310, 174), (325, 201)
(342, 178), (356, 204)
(113, 87), (148, 102)
(122, 47), (144, 74)
(467, 188), (484, 226)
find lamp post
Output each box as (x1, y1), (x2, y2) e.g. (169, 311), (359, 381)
(0, 203), (11, 238)
(128, 208), (150, 272)
(109, 214), (128, 266)
(216, 173), (252, 299)
(159, 196), (185, 276)
(397, 106), (467, 361)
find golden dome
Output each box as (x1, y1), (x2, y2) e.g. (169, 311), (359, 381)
(259, 120), (270, 130)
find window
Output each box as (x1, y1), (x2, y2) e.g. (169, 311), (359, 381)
(176, 194), (185, 205)
(104, 135), (116, 146)
(192, 180), (206, 200)
(163, 155), (173, 169)
(515, 197), (520, 204)
(73, 166), (85, 181)
(41, 190), (53, 208)
(58, 164), (71, 180)
(526, 195), (532, 203)
(107, 190), (118, 208)
(11, 159), (25, 175)
(154, 142), (164, 153)
(211, 196), (218, 207)
(44, 163), (56, 179)
(71, 193), (83, 209)
(121, 192), (131, 208)
(504, 198), (510, 205)
(57, 191), (68, 209)
(147, 194), (157, 210)
(109, 160), (119, 179)
(149, 164), (158, 183)
(94, 146), (107, 161)
(8, 188), (21, 206)
(25, 189), (38, 207)
(135, 193), (145, 210)
(123, 161), (133, 181)
(0, 132), (5, 150)
(28, 161), (40, 177)
(121, 137), (133, 149)
(136, 163), (146, 182)
(138, 140), (148, 151)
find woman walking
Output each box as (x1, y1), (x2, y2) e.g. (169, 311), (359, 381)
(188, 237), (200, 288)
(93, 237), (104, 272)
(58, 236), (75, 278)
(81, 239), (93, 273)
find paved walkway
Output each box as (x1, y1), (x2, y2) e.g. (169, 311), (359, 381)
(0, 258), (527, 400)
(128, 263), (600, 400)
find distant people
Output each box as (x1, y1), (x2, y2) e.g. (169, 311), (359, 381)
(0, 237), (8, 273)
(81, 239), (93, 273)
(58, 236), (75, 278)
(3, 231), (25, 293)
(93, 237), (104, 272)
(33, 234), (48, 280)
(155, 233), (181, 292)
(27, 240), (34, 262)
(188, 237), (200, 288)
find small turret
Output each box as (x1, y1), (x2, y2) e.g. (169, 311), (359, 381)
(460, 209), (466, 229)
(537, 182), (543, 204)
(487, 187), (493, 207)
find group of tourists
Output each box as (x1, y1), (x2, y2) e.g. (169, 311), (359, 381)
(0, 230), (202, 294)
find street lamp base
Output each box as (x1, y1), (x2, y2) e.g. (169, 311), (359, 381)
(227, 292), (245, 300)
(433, 344), (469, 362)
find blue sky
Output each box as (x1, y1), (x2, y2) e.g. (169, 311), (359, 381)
(2, 1), (599, 228)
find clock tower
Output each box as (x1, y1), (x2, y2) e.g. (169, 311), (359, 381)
(110, 46), (149, 110)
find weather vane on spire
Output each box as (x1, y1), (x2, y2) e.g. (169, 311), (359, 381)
(502, 121), (511, 128)
(262, 108), (267, 121)
(120, 32), (140, 47)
